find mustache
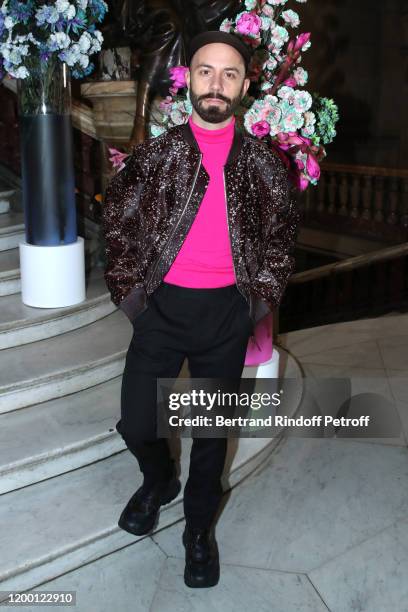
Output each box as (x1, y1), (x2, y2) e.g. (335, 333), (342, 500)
(199, 94), (231, 104)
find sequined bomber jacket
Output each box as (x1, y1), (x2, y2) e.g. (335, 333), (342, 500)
(101, 120), (301, 339)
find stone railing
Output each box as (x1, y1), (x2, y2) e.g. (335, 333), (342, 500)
(302, 162), (408, 243)
(276, 242), (408, 335)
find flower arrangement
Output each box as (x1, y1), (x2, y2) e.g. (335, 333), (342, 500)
(147, 0), (339, 191)
(0, 0), (108, 81)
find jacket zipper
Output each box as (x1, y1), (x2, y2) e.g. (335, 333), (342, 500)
(222, 169), (260, 350)
(145, 154), (203, 294)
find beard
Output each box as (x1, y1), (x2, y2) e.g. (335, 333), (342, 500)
(189, 82), (245, 124)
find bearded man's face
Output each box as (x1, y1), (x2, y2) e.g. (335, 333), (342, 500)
(186, 43), (250, 124)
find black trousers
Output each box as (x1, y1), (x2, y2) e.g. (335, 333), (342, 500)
(117, 281), (252, 529)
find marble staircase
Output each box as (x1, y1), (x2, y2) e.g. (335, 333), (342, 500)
(0, 189), (303, 603)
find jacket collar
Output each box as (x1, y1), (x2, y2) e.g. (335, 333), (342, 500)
(179, 119), (243, 167)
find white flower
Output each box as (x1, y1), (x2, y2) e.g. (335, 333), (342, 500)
(77, 0), (89, 8)
(281, 108), (304, 131)
(56, 0), (70, 12)
(18, 44), (29, 57)
(60, 43), (81, 66)
(66, 4), (76, 20)
(2, 45), (28, 64)
(89, 39), (102, 54)
(150, 124), (167, 137)
(301, 125), (315, 137)
(260, 16), (272, 31)
(303, 111), (316, 126)
(262, 4), (274, 17)
(49, 32), (71, 50)
(0, 46), (10, 60)
(293, 89), (313, 112)
(78, 32), (92, 53)
(78, 53), (90, 68)
(263, 56), (277, 71)
(269, 25), (289, 51)
(277, 85), (295, 101)
(293, 66), (308, 86)
(12, 65), (29, 78)
(170, 109), (185, 125)
(4, 16), (14, 29)
(35, 6), (59, 24)
(281, 9), (300, 28)
(264, 94), (279, 105)
(14, 34), (28, 42)
(220, 18), (233, 32)
(55, 1), (76, 19)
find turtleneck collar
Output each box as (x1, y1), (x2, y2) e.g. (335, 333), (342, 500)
(188, 115), (235, 144)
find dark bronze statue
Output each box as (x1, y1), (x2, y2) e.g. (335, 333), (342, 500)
(101, 0), (242, 144)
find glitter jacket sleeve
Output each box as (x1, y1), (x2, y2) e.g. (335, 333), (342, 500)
(250, 151), (301, 311)
(101, 145), (149, 323)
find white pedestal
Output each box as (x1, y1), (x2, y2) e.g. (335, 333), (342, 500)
(19, 236), (86, 308)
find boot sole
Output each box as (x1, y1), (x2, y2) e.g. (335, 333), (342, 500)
(182, 532), (220, 588)
(184, 563), (220, 588)
(118, 478), (181, 536)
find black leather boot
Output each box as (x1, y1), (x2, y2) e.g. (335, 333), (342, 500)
(182, 524), (220, 588)
(118, 468), (181, 536)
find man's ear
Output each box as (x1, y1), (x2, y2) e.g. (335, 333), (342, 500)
(185, 69), (190, 89)
(243, 77), (250, 97)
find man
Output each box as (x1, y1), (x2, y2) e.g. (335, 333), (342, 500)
(102, 30), (300, 588)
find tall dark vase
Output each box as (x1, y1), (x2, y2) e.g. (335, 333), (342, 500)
(17, 58), (85, 308)
(17, 58), (77, 246)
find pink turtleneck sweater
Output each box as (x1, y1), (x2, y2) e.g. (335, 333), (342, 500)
(163, 115), (236, 287)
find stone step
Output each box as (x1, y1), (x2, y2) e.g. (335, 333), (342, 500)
(0, 435), (281, 599)
(0, 376), (123, 494)
(0, 266), (115, 349)
(0, 248), (20, 296)
(0, 210), (25, 251)
(0, 309), (130, 413)
(0, 189), (15, 214)
(0, 341), (302, 493)
(0, 351), (187, 494)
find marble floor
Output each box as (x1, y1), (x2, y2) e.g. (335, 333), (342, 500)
(27, 310), (408, 612)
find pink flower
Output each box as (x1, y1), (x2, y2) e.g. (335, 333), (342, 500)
(277, 132), (312, 152)
(262, 4), (274, 17)
(282, 76), (297, 87)
(236, 12), (262, 36)
(251, 120), (270, 138)
(108, 147), (130, 172)
(277, 132), (303, 146)
(306, 152), (320, 180)
(159, 96), (173, 112)
(287, 32), (311, 54)
(169, 66), (188, 89)
(298, 174), (309, 191)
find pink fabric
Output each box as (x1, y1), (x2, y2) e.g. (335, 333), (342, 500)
(163, 116), (236, 287)
(245, 312), (273, 365)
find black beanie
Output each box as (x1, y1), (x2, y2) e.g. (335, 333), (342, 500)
(187, 31), (252, 72)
